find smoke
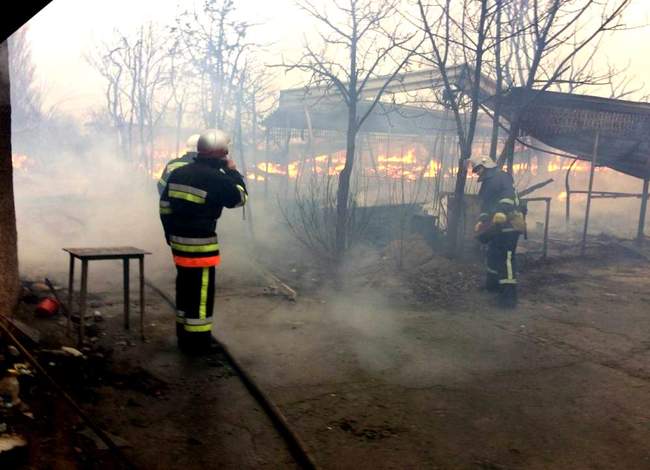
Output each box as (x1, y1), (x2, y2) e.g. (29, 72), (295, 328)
(11, 127), (294, 297)
(13, 146), (171, 288)
(521, 169), (647, 241)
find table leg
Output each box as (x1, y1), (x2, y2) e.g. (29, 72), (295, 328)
(139, 256), (145, 340)
(123, 258), (130, 330)
(79, 260), (88, 345)
(67, 254), (75, 337)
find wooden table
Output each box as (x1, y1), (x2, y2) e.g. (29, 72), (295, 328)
(63, 247), (151, 344)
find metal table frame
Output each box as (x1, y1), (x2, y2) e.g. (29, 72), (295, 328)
(63, 247), (150, 344)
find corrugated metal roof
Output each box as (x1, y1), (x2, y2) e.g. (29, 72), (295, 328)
(501, 88), (650, 179)
(265, 100), (486, 136)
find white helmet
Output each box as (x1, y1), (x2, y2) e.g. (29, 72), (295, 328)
(197, 129), (230, 157)
(186, 134), (201, 153)
(469, 154), (497, 171)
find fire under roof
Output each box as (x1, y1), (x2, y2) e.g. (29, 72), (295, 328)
(269, 68), (650, 180)
(500, 88), (650, 180)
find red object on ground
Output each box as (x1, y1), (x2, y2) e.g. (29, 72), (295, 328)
(35, 297), (60, 317)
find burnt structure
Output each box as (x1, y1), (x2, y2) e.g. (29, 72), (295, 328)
(266, 68), (650, 248)
(500, 88), (650, 247)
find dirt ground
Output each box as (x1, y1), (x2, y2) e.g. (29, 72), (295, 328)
(215, 242), (650, 470)
(7, 238), (650, 469)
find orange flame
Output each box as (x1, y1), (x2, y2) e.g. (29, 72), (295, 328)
(12, 154), (33, 171)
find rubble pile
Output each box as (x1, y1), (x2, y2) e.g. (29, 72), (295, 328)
(367, 236), (483, 305)
(0, 334), (34, 466)
(0, 279), (121, 466)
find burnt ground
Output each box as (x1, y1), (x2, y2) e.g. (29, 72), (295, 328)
(5, 239), (650, 469)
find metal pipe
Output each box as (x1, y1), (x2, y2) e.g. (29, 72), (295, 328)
(144, 279), (318, 469)
(581, 132), (600, 256)
(565, 159), (576, 231)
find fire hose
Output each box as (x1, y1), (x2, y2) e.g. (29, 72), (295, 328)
(1, 281), (317, 469)
(144, 279), (318, 470)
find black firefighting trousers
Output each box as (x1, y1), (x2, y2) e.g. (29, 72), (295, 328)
(486, 230), (520, 291)
(175, 265), (215, 349)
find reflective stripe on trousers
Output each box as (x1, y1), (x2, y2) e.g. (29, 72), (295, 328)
(175, 265), (216, 334)
(486, 231), (519, 286)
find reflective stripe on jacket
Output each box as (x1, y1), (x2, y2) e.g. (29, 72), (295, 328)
(159, 156), (248, 265)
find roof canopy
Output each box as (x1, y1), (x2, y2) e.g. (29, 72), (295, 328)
(501, 88), (650, 179)
(265, 100), (491, 137)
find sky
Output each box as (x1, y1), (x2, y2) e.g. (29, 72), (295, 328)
(18, 0), (650, 118)
(24, 0), (312, 116)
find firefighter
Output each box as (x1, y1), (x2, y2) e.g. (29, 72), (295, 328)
(470, 155), (524, 308)
(159, 129), (248, 353)
(157, 134), (201, 195)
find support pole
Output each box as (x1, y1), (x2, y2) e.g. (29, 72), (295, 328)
(564, 159), (576, 233)
(581, 133), (599, 256)
(543, 198), (550, 260)
(637, 176), (649, 244)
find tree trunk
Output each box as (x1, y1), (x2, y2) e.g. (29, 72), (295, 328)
(335, 102), (357, 260)
(446, 144), (470, 254)
(0, 42), (19, 313)
(489, 2), (503, 162)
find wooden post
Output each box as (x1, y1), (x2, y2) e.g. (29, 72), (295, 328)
(637, 176), (649, 244)
(581, 133), (600, 256)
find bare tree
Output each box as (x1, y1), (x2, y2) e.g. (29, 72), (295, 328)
(414, 0), (493, 255)
(89, 24), (174, 173)
(172, 0), (253, 132)
(282, 0), (418, 262)
(8, 26), (43, 136)
(496, 0), (633, 169)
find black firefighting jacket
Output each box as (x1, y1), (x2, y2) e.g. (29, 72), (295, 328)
(159, 157), (248, 267)
(477, 167), (518, 222)
(157, 151), (197, 195)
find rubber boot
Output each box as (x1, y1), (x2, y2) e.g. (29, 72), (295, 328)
(177, 323), (190, 351)
(498, 285), (518, 309)
(180, 332), (219, 356)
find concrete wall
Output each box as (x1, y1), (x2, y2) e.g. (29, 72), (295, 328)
(0, 41), (18, 313)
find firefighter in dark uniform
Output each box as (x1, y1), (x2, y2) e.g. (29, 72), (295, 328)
(470, 155), (525, 308)
(157, 134), (201, 195)
(159, 129), (248, 353)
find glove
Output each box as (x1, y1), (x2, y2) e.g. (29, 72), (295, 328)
(492, 212), (507, 225)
